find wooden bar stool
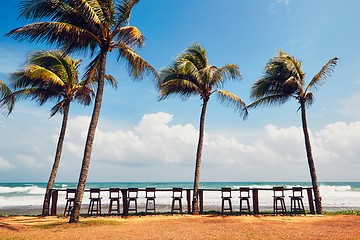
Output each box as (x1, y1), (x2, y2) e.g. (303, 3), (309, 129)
(108, 188), (121, 215)
(145, 188), (156, 212)
(221, 188), (233, 213)
(273, 187), (286, 214)
(290, 187), (306, 215)
(88, 188), (102, 215)
(171, 188), (183, 213)
(63, 189), (76, 216)
(127, 188), (138, 213)
(239, 187), (251, 214)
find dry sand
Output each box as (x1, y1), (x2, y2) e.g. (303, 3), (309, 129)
(1, 214), (360, 239)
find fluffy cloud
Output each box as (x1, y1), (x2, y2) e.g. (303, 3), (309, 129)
(1, 110), (359, 181)
(64, 112), (198, 167)
(60, 112), (360, 181)
(339, 92), (360, 119)
(0, 156), (13, 171)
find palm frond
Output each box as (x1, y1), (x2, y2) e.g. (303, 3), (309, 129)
(183, 43), (208, 70)
(250, 77), (282, 99)
(175, 57), (201, 83)
(304, 91), (314, 107)
(76, 0), (104, 28)
(115, 43), (159, 82)
(8, 50), (93, 116)
(160, 43), (245, 109)
(115, 0), (141, 27)
(0, 81), (12, 101)
(83, 52), (102, 88)
(247, 94), (292, 109)
(211, 64), (241, 88)
(306, 57), (339, 92)
(216, 90), (248, 119)
(50, 99), (68, 117)
(73, 85), (94, 106)
(251, 51), (306, 102)
(104, 74), (118, 89)
(114, 26), (145, 48)
(6, 22), (100, 54)
(18, 0), (68, 20)
(159, 79), (199, 101)
(278, 50), (305, 82)
(0, 81), (14, 115)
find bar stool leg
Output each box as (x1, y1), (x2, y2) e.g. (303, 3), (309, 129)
(300, 199), (306, 215)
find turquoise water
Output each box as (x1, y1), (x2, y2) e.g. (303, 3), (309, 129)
(1, 182), (360, 213)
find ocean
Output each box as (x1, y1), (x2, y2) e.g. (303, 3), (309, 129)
(1, 182), (359, 215)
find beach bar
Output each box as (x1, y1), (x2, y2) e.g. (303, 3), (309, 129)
(49, 186), (315, 216)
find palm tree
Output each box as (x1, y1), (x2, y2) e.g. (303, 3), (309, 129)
(7, 0), (157, 223)
(159, 43), (248, 214)
(5, 50), (95, 216)
(0, 80), (13, 115)
(249, 50), (338, 214)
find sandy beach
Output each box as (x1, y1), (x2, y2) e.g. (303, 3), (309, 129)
(1, 214), (360, 240)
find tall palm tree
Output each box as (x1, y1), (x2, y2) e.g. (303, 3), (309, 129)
(250, 50), (338, 214)
(5, 50), (95, 216)
(160, 43), (248, 214)
(0, 80), (13, 115)
(7, 0), (157, 223)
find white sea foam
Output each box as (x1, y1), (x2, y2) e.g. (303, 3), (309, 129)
(0, 183), (359, 211)
(0, 186), (44, 195)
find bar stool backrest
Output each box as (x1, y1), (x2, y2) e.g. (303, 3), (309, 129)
(89, 188), (101, 199)
(239, 187), (250, 198)
(145, 188), (156, 198)
(109, 188), (120, 199)
(273, 187), (285, 197)
(221, 188), (232, 198)
(128, 188), (138, 198)
(292, 187), (303, 197)
(66, 189), (76, 199)
(172, 188), (183, 198)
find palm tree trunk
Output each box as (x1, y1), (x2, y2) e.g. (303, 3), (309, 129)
(42, 102), (70, 216)
(300, 102), (322, 214)
(69, 52), (107, 223)
(192, 100), (208, 214)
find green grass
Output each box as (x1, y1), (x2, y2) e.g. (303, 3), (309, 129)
(323, 210), (360, 215)
(32, 222), (65, 229)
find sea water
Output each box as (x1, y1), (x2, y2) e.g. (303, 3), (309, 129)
(0, 182), (359, 214)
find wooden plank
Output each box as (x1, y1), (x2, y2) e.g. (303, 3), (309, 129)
(121, 189), (128, 216)
(252, 189), (259, 214)
(186, 189), (191, 213)
(307, 188), (315, 214)
(50, 189), (58, 216)
(199, 189), (204, 214)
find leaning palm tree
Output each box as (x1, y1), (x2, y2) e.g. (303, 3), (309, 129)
(5, 50), (95, 216)
(250, 50), (338, 214)
(7, 0), (157, 223)
(0, 80), (13, 115)
(159, 43), (248, 214)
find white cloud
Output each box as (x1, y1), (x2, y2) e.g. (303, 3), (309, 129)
(338, 92), (360, 119)
(59, 112), (360, 181)
(0, 156), (13, 171)
(313, 121), (360, 165)
(277, 0), (290, 5)
(17, 154), (44, 169)
(268, 0), (290, 13)
(64, 112), (198, 167)
(1, 109), (359, 181)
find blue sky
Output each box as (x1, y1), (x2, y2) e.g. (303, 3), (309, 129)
(0, 0), (359, 183)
